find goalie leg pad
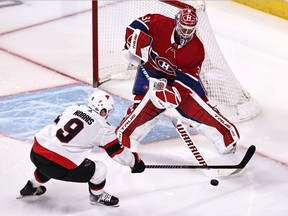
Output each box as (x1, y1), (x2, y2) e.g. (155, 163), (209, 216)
(116, 94), (164, 149)
(177, 91), (240, 153)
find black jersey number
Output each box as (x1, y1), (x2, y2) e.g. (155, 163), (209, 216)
(56, 118), (84, 143)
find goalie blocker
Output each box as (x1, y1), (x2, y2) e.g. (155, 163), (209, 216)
(125, 28), (152, 66)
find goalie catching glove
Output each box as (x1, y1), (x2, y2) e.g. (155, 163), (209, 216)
(125, 29), (152, 66)
(148, 78), (181, 109)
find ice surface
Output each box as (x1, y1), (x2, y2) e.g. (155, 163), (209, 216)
(0, 1), (288, 216)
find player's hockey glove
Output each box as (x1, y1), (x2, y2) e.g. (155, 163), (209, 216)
(131, 152), (145, 173)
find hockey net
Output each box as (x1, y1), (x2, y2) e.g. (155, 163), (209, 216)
(94, 0), (260, 122)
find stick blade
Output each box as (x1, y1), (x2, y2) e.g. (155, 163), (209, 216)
(237, 145), (256, 168)
(216, 145), (256, 177)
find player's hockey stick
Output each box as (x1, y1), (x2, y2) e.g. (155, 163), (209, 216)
(145, 144), (256, 177)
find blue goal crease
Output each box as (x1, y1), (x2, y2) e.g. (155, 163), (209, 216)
(0, 83), (178, 144)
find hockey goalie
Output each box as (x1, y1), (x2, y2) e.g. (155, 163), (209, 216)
(116, 8), (240, 154)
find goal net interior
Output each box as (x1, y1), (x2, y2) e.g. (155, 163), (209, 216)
(94, 0), (260, 122)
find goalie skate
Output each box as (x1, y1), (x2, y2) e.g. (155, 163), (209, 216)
(89, 190), (119, 207)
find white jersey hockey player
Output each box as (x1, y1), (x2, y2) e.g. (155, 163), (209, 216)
(18, 89), (145, 207)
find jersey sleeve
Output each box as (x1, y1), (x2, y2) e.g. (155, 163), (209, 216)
(99, 124), (135, 167)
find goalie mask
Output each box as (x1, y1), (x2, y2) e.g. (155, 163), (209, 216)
(174, 8), (198, 46)
(88, 90), (114, 118)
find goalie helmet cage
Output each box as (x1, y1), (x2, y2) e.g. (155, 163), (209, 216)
(92, 0), (260, 123)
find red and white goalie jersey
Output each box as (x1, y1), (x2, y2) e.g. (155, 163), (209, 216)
(125, 13), (206, 100)
(119, 10), (240, 154)
(33, 105), (134, 170)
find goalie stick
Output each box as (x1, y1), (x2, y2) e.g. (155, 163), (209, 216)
(171, 117), (208, 167)
(145, 118), (256, 177)
(113, 65), (255, 176)
(139, 68), (256, 176)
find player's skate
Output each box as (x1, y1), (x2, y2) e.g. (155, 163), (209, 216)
(17, 180), (46, 199)
(89, 190), (119, 207)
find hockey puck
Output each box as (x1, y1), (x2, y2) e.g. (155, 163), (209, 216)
(210, 179), (219, 186)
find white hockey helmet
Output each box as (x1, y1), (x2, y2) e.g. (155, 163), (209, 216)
(174, 8), (198, 46)
(88, 89), (115, 118)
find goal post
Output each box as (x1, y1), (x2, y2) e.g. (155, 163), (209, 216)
(92, 0), (260, 122)
(92, 0), (99, 88)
